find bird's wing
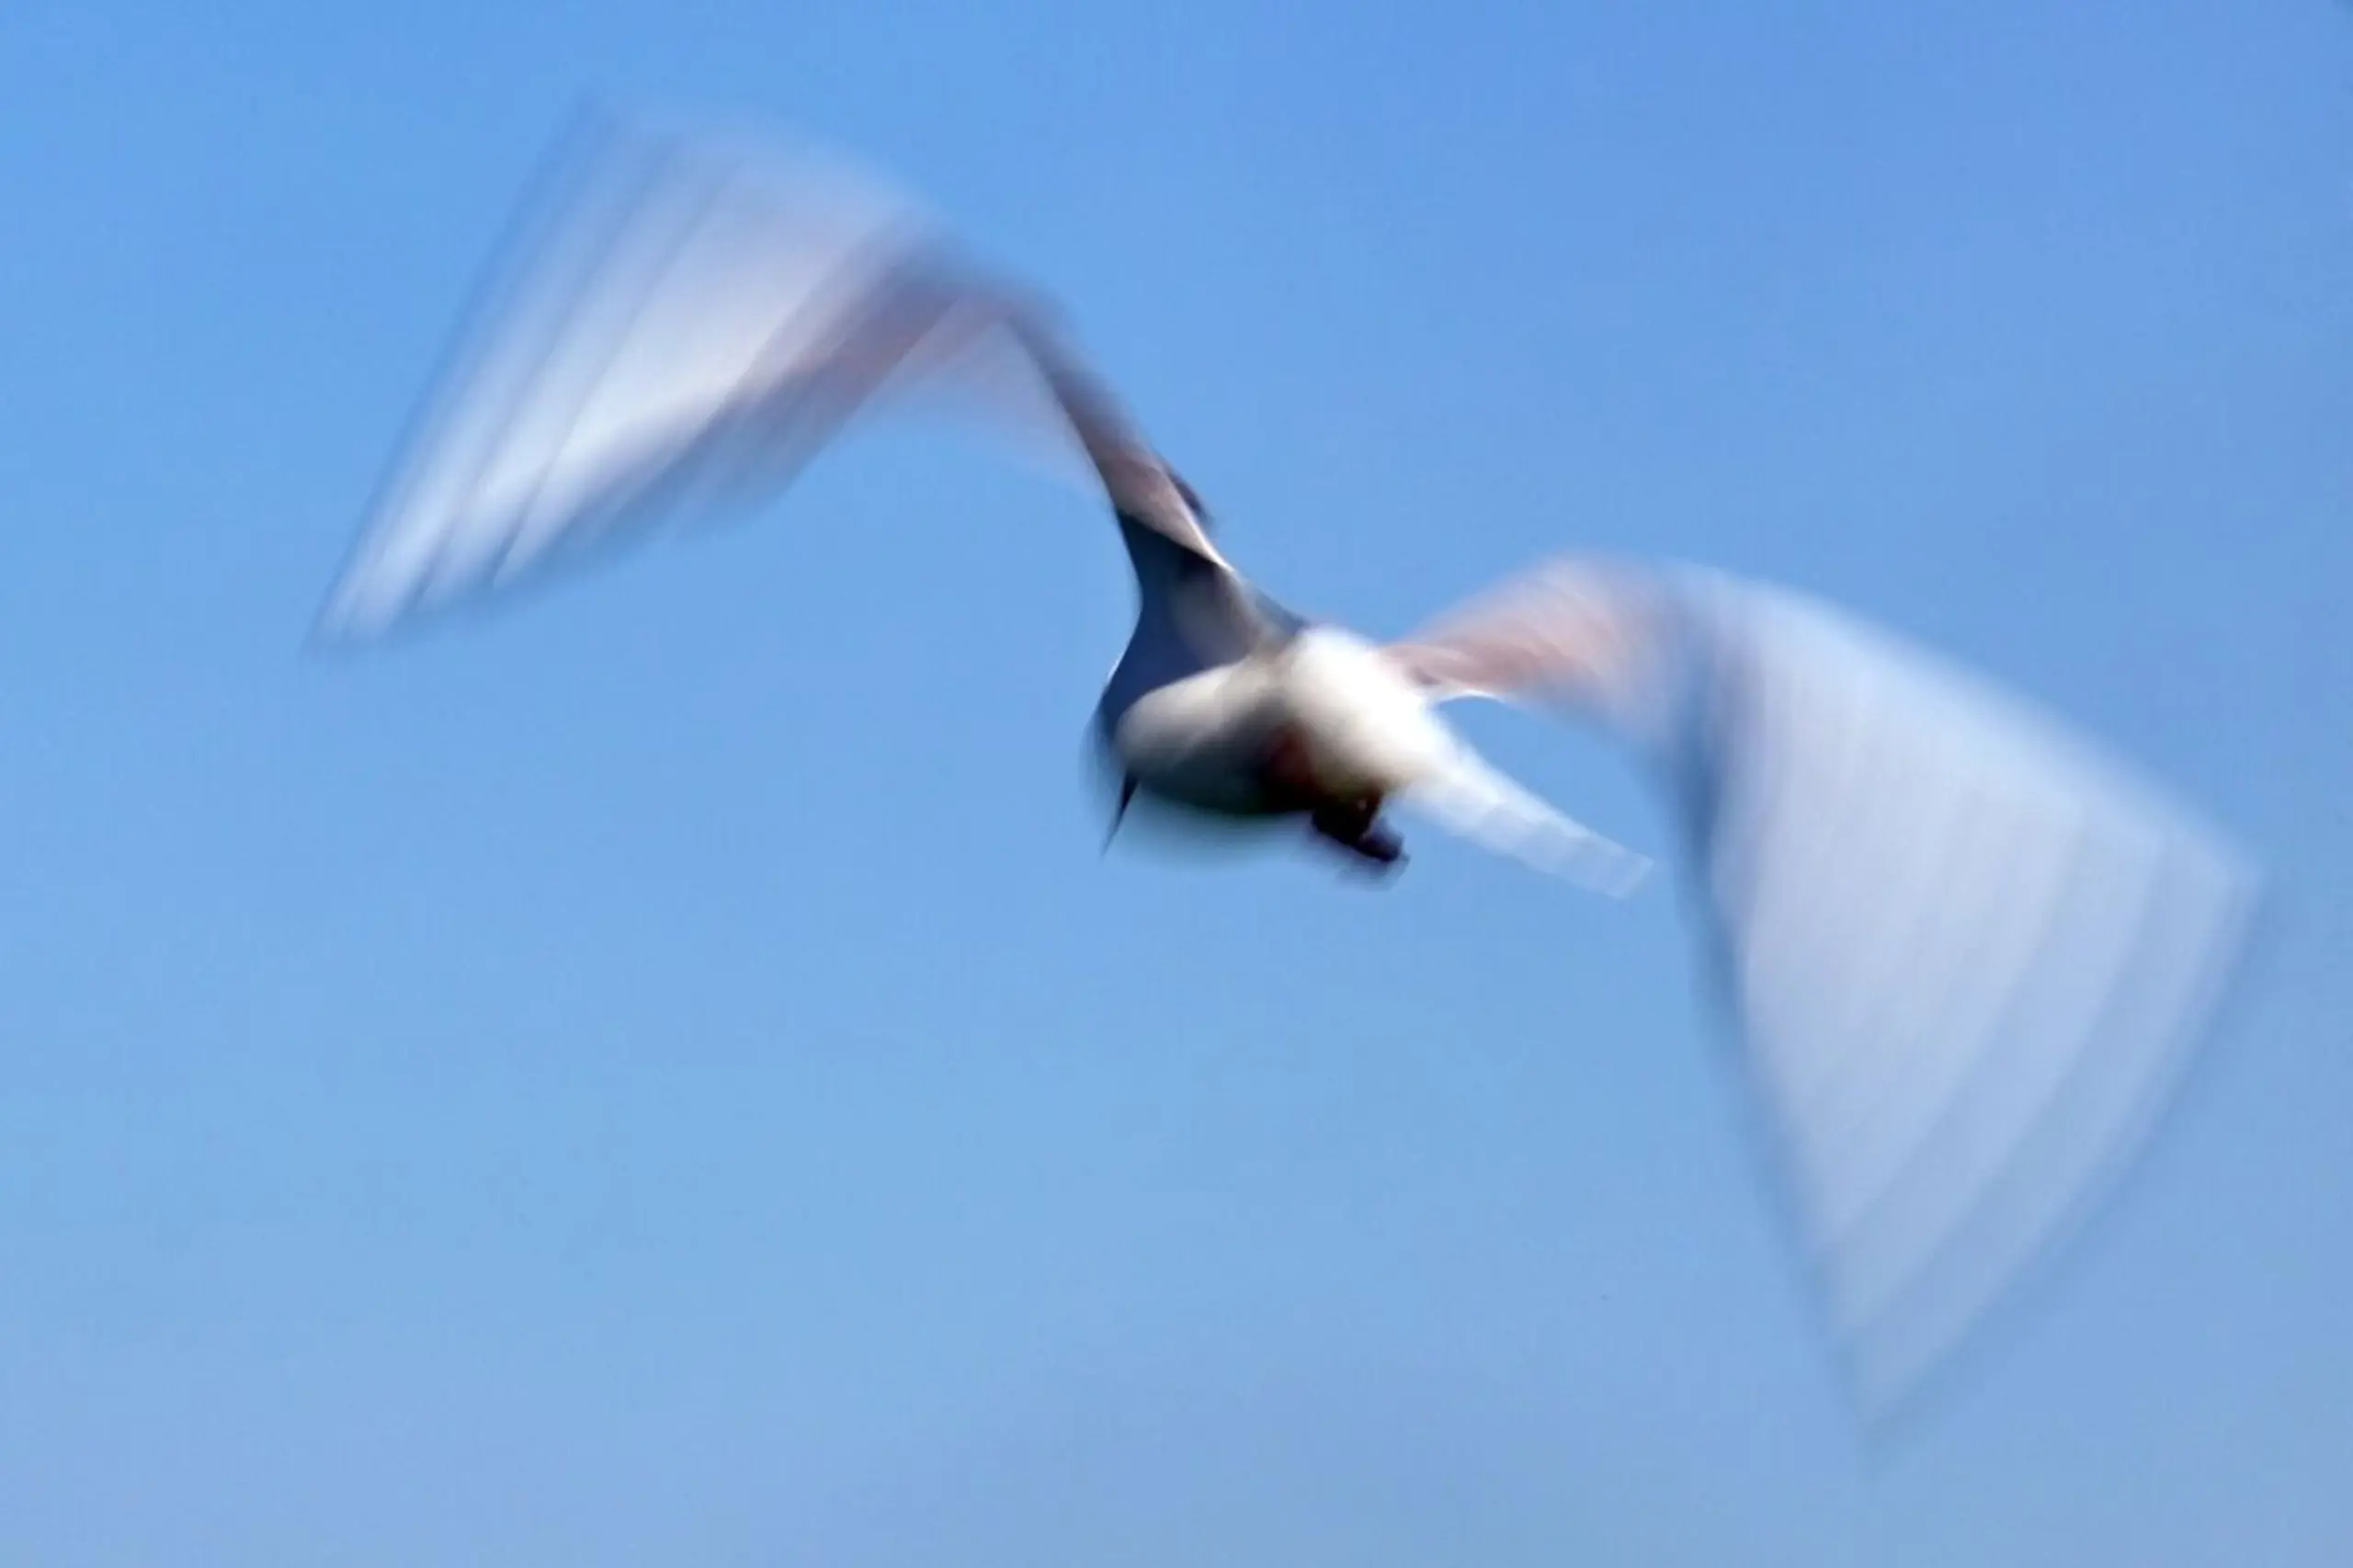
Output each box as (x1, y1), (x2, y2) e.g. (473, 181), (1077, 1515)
(1392, 556), (2258, 1424)
(985, 306), (1229, 570)
(1384, 553), (1665, 714)
(318, 110), (1213, 642)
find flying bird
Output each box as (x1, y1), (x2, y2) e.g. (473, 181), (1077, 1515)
(321, 110), (2258, 1425)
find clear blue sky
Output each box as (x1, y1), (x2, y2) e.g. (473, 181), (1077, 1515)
(2, 1), (2347, 1562)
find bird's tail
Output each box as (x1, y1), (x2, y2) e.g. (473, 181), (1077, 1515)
(1395, 748), (1653, 897)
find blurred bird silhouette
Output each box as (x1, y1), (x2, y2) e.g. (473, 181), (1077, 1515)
(320, 109), (2258, 1426)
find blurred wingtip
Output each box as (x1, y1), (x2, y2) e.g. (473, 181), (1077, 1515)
(1660, 578), (2271, 1437)
(1590, 845), (1655, 900)
(301, 602), (391, 662)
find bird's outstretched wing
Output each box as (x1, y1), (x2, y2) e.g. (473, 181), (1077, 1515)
(319, 111), (1214, 642)
(1392, 557), (2258, 1424)
(1385, 553), (1668, 720)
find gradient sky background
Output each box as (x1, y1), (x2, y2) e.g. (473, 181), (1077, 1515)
(2, 1), (2348, 1562)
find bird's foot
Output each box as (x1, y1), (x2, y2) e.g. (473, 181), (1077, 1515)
(1310, 802), (1407, 881)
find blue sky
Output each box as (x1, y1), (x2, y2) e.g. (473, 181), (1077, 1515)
(2, 1), (2348, 1562)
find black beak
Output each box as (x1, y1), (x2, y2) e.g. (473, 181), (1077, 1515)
(1104, 775), (1139, 853)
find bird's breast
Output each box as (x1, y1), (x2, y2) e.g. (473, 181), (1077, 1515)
(1105, 628), (1461, 817)
(1108, 658), (1290, 815)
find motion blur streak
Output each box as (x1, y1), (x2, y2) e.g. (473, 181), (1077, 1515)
(319, 108), (2259, 1429)
(1639, 569), (2256, 1416)
(317, 110), (1063, 642)
(1388, 551), (2257, 1419)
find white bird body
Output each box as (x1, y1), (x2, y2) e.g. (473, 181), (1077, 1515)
(1272, 628), (1458, 801)
(1107, 652), (1290, 813)
(1089, 494), (1652, 884)
(1109, 626), (1461, 813)
(319, 110), (2257, 1428)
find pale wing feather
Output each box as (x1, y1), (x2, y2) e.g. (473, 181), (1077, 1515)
(321, 113), (1203, 642)
(1667, 573), (2256, 1419)
(1397, 555), (2257, 1421)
